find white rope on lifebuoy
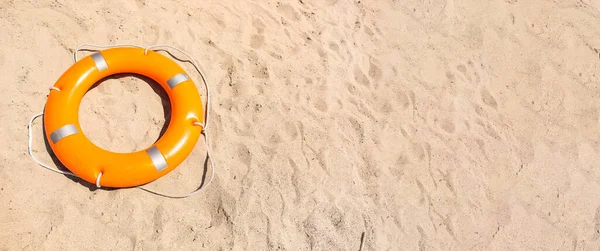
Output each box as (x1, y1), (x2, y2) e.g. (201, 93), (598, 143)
(28, 113), (77, 177)
(96, 172), (103, 188)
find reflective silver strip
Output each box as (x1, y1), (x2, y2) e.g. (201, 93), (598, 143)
(50, 124), (78, 144)
(146, 146), (168, 171)
(91, 53), (108, 71)
(167, 73), (190, 89)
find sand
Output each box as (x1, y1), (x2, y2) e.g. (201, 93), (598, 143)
(1, 0), (600, 250)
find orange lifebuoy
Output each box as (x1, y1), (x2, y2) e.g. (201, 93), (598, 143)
(44, 47), (204, 188)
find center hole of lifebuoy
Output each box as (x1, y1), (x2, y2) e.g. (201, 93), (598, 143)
(79, 74), (171, 153)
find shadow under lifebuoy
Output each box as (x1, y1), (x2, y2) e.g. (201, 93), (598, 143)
(41, 120), (115, 191)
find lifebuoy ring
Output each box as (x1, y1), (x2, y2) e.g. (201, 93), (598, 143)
(44, 47), (204, 188)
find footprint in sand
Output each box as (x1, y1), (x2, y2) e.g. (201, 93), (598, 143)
(312, 97), (328, 113)
(252, 18), (266, 34)
(368, 56), (382, 88)
(328, 41), (339, 54)
(353, 66), (370, 87)
(364, 26), (374, 37)
(449, 57), (499, 115)
(250, 18), (267, 49)
(276, 2), (300, 22)
(391, 154), (409, 179)
(250, 34), (265, 49)
(283, 121), (299, 141)
(440, 118), (456, 134)
(480, 88), (498, 110)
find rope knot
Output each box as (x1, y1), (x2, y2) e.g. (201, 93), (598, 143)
(96, 172), (103, 188)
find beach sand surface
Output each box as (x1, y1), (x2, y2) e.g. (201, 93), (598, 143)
(1, 0), (600, 250)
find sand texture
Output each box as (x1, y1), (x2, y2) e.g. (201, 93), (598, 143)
(2, 0), (600, 250)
